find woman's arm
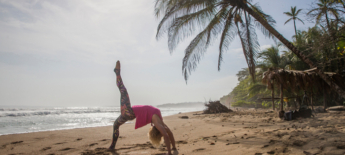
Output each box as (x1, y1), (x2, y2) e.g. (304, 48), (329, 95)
(152, 114), (172, 155)
(155, 124), (172, 155)
(164, 124), (176, 149)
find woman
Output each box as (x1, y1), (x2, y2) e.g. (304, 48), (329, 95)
(109, 61), (176, 155)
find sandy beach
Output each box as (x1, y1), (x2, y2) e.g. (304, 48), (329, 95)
(1, 109), (345, 155)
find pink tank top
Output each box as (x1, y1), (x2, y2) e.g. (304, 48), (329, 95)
(131, 105), (163, 129)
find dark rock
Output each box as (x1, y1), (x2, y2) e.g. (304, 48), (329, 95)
(180, 116), (189, 119)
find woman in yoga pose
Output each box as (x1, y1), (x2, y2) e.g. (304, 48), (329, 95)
(109, 61), (176, 155)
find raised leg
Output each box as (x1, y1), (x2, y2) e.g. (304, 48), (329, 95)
(109, 61), (136, 150)
(114, 61), (133, 116)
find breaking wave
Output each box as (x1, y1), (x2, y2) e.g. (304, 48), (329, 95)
(0, 107), (120, 117)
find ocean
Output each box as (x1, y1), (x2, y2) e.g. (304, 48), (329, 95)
(0, 106), (205, 136)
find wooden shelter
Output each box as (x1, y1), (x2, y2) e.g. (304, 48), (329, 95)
(262, 68), (345, 112)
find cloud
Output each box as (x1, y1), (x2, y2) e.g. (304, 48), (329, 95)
(0, 0), (317, 106)
(0, 0), (167, 65)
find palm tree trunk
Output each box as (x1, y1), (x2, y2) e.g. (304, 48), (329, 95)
(325, 13), (331, 31)
(243, 5), (345, 99)
(311, 92), (314, 111)
(323, 82), (327, 110)
(323, 90), (327, 110)
(272, 82), (275, 110)
(293, 19), (297, 36)
(280, 84), (284, 111)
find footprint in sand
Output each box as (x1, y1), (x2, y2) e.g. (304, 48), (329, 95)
(293, 140), (306, 147)
(100, 139), (109, 141)
(59, 147), (73, 151)
(269, 140), (277, 144)
(41, 147), (51, 151)
(262, 145), (269, 148)
(246, 136), (255, 139)
(89, 143), (98, 147)
(336, 144), (345, 149)
(176, 140), (188, 144)
(193, 148), (205, 152)
(95, 147), (107, 151)
(54, 142), (66, 145)
(11, 141), (23, 144)
(267, 150), (275, 154)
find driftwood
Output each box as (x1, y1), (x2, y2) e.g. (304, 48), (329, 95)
(203, 101), (232, 114)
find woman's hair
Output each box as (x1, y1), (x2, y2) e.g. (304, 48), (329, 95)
(148, 126), (162, 147)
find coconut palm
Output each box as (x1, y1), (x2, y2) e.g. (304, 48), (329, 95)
(257, 43), (290, 69)
(155, 0), (275, 82)
(284, 6), (304, 36)
(330, 0), (345, 10)
(307, 0), (345, 30)
(155, 0), (345, 99)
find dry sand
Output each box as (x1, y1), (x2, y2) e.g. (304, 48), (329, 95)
(1, 109), (345, 155)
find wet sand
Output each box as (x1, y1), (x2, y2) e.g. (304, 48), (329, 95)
(1, 109), (345, 155)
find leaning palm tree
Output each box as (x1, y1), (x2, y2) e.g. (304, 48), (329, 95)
(155, 0), (345, 99)
(155, 0), (273, 82)
(284, 6), (304, 36)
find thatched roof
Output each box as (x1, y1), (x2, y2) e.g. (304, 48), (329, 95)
(262, 68), (345, 94)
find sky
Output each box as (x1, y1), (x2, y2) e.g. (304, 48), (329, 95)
(0, 0), (317, 107)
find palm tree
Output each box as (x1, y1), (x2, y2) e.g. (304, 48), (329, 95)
(284, 6), (304, 36)
(155, 0), (274, 82)
(330, 0), (345, 10)
(257, 43), (290, 69)
(307, 0), (344, 30)
(155, 0), (345, 99)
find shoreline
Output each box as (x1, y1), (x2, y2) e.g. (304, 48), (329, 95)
(0, 110), (196, 137)
(0, 106), (204, 136)
(0, 111), (201, 155)
(1, 110), (345, 155)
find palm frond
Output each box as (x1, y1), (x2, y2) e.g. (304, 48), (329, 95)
(242, 13), (260, 81)
(218, 8), (237, 71)
(295, 9), (303, 15)
(284, 18), (293, 25)
(283, 12), (293, 16)
(296, 17), (305, 24)
(250, 3), (276, 40)
(156, 0), (218, 40)
(182, 6), (228, 81)
(167, 5), (217, 52)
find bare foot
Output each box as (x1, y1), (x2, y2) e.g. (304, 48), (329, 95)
(115, 61), (120, 70)
(107, 147), (115, 152)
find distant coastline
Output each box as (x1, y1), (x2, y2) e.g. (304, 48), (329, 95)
(157, 102), (205, 108)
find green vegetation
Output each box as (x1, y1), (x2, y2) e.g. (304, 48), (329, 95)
(222, 0), (345, 108)
(155, 0), (345, 100)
